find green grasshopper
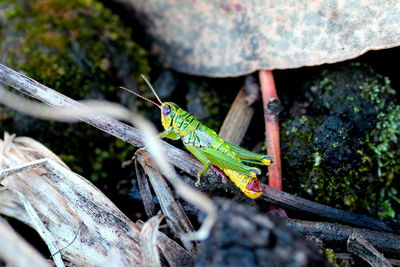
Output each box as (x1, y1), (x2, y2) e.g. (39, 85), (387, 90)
(125, 76), (273, 198)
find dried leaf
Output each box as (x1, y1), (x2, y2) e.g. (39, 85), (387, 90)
(125, 0), (400, 76)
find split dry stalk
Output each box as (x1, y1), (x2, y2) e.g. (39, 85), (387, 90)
(139, 215), (165, 267)
(0, 137), (142, 266)
(136, 220), (194, 267)
(134, 159), (157, 217)
(136, 150), (196, 252)
(0, 134), (195, 267)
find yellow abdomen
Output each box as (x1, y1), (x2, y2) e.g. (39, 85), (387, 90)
(223, 169), (263, 199)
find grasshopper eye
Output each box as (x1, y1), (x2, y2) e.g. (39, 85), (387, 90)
(162, 105), (171, 116)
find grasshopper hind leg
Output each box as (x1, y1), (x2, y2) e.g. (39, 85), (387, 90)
(210, 165), (228, 183)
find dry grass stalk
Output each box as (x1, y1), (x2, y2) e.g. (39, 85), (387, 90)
(136, 220), (194, 267)
(139, 215), (165, 267)
(218, 88), (255, 145)
(262, 184), (400, 234)
(134, 159), (157, 218)
(0, 134), (142, 265)
(0, 217), (51, 267)
(136, 150), (196, 252)
(335, 253), (400, 267)
(0, 134), (200, 266)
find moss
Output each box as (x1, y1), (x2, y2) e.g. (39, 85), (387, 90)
(1, 0), (149, 98)
(324, 249), (336, 266)
(358, 82), (400, 218)
(324, 249), (350, 267)
(0, 0), (149, 182)
(281, 64), (400, 219)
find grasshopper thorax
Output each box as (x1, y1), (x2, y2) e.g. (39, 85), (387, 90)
(161, 102), (180, 129)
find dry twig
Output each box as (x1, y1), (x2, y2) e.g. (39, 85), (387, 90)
(263, 186), (400, 234)
(134, 159), (157, 218)
(286, 219), (400, 258)
(335, 253), (400, 267)
(219, 88), (254, 145)
(347, 232), (393, 267)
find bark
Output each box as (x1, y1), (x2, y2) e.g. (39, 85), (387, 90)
(286, 219), (400, 259)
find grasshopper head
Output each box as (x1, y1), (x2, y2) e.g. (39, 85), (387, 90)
(161, 102), (180, 129)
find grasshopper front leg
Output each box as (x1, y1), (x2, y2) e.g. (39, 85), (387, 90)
(159, 129), (211, 186)
(158, 127), (181, 140)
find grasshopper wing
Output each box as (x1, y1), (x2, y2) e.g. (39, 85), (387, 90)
(225, 141), (273, 166)
(200, 147), (261, 177)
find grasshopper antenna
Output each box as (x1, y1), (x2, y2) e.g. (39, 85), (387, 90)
(140, 74), (163, 106)
(119, 86), (161, 109)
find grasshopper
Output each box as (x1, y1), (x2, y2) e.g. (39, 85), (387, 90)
(124, 76), (273, 199)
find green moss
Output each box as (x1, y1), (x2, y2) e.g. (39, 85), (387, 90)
(0, 0), (149, 182)
(0, 0), (149, 98)
(324, 249), (350, 267)
(358, 83), (400, 218)
(324, 249), (336, 266)
(281, 64), (400, 219)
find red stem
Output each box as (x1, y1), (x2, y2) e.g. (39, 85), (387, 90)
(259, 70), (282, 190)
